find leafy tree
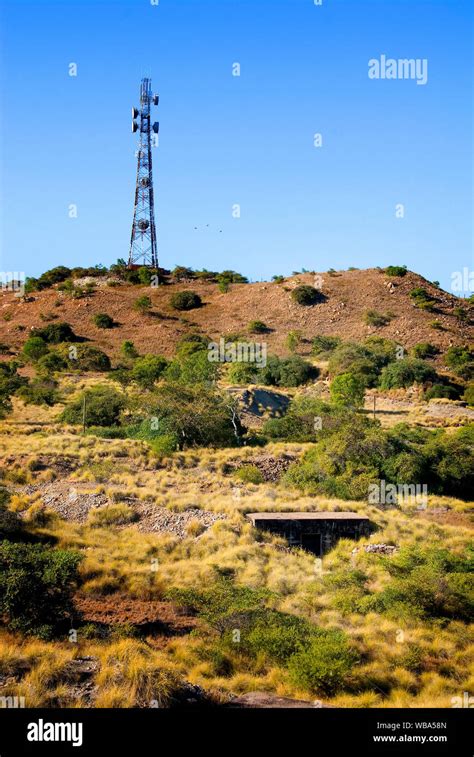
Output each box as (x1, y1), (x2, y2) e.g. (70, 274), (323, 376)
(259, 355), (317, 387)
(0, 362), (27, 417)
(131, 355), (168, 388)
(445, 345), (474, 380)
(217, 270), (248, 285)
(263, 397), (366, 442)
(0, 541), (82, 638)
(131, 383), (244, 450)
(35, 266), (72, 290)
(166, 350), (218, 386)
(22, 336), (49, 362)
(170, 291), (202, 311)
(379, 359), (438, 389)
(330, 372), (365, 408)
(61, 385), (126, 427)
(328, 342), (382, 387)
(17, 379), (59, 407)
(175, 333), (209, 359)
(385, 265), (407, 277)
(171, 266), (195, 281)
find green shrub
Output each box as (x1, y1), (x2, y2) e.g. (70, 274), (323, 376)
(222, 609), (315, 664)
(430, 320), (444, 331)
(260, 355), (317, 387)
(0, 362), (27, 417)
(412, 342), (440, 359)
(445, 345), (474, 380)
(175, 333), (209, 359)
(171, 266), (196, 281)
(328, 342), (385, 387)
(410, 287), (436, 311)
(453, 306), (469, 323)
(227, 362), (259, 384)
(121, 340), (139, 359)
(291, 285), (324, 306)
(463, 383), (474, 406)
(137, 266), (158, 285)
(248, 320), (269, 334)
(35, 266), (72, 290)
(58, 344), (111, 372)
(263, 397), (365, 443)
(134, 295), (152, 314)
(0, 541), (81, 638)
(272, 275), (285, 284)
(423, 384), (460, 401)
(287, 629), (359, 695)
(286, 330), (302, 353)
(22, 336), (49, 362)
(385, 265), (407, 277)
(36, 351), (67, 375)
(17, 379), (59, 407)
(285, 422), (473, 500)
(217, 270), (248, 285)
(32, 322), (77, 343)
(61, 385), (126, 427)
(379, 359), (438, 389)
(93, 313), (115, 329)
(166, 350), (218, 386)
(235, 465), (264, 484)
(131, 355), (168, 389)
(311, 335), (341, 356)
(373, 546), (474, 622)
(330, 372), (365, 408)
(170, 291), (202, 311)
(363, 310), (393, 327)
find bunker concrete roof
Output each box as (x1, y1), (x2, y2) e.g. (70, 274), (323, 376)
(247, 512), (369, 521)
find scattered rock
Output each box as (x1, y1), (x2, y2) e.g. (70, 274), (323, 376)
(135, 504), (225, 537)
(227, 691), (332, 708)
(352, 543), (398, 555)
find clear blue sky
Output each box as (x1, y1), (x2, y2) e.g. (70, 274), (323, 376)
(0, 0), (472, 291)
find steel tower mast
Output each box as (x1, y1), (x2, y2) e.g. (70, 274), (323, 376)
(128, 78), (160, 268)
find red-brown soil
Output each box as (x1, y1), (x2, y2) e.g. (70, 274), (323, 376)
(1, 269), (471, 362)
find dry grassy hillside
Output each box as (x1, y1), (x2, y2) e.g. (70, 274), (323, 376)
(0, 268), (472, 361)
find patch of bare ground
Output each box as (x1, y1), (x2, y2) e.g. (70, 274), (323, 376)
(225, 453), (297, 482)
(365, 391), (474, 429)
(74, 595), (197, 636)
(133, 502), (226, 536)
(414, 509), (474, 529)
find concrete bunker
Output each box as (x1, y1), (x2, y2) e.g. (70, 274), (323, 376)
(247, 512), (372, 556)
